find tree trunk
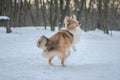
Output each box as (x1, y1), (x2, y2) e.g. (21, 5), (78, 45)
(6, 20), (12, 33)
(103, 0), (109, 34)
(59, 0), (71, 29)
(49, 0), (54, 31)
(35, 0), (40, 25)
(41, 0), (47, 29)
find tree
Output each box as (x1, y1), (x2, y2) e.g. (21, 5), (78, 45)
(0, 0), (120, 32)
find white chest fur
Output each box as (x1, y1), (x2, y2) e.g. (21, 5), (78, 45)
(69, 27), (81, 45)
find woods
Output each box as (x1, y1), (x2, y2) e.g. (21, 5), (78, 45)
(0, 0), (120, 33)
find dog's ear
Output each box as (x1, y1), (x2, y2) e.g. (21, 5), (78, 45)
(71, 15), (76, 20)
(64, 16), (69, 24)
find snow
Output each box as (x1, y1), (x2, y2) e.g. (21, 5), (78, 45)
(0, 16), (10, 20)
(0, 27), (120, 80)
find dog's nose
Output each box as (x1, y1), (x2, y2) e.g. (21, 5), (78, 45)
(79, 22), (80, 24)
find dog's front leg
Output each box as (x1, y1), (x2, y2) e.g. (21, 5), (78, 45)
(73, 46), (77, 51)
(66, 49), (71, 58)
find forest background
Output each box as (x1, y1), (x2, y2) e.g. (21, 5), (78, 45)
(0, 0), (120, 34)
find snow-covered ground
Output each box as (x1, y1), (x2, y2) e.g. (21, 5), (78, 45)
(0, 27), (120, 80)
(0, 16), (10, 20)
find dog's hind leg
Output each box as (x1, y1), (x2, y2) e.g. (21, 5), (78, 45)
(60, 52), (67, 67)
(61, 57), (65, 67)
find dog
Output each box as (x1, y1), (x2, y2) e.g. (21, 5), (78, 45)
(64, 15), (81, 51)
(37, 15), (81, 67)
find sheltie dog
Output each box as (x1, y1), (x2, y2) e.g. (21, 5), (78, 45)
(37, 15), (81, 67)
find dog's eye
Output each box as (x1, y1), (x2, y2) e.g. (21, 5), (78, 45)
(67, 23), (71, 26)
(38, 41), (41, 44)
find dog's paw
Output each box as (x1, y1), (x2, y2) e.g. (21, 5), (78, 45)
(73, 46), (77, 51)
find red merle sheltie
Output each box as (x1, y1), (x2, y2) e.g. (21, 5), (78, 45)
(37, 15), (81, 67)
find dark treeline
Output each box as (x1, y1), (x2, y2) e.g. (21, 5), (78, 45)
(0, 0), (120, 33)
